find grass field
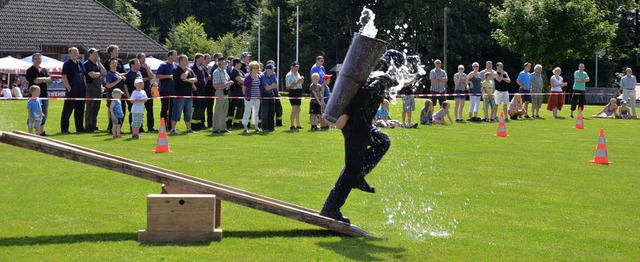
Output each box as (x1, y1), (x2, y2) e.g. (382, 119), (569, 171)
(0, 98), (639, 261)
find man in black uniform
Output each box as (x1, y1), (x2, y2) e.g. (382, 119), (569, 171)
(191, 53), (207, 130)
(227, 59), (245, 129)
(320, 50), (403, 224)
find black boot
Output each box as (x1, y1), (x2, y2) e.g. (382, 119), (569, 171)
(276, 119), (283, 127)
(355, 179), (375, 193)
(320, 207), (351, 224)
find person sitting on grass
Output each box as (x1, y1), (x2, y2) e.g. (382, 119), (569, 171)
(27, 85), (44, 134)
(432, 100), (453, 125)
(420, 99), (434, 125)
(129, 78), (148, 139)
(110, 88), (124, 139)
(375, 99), (401, 128)
(591, 98), (619, 119)
(508, 93), (527, 120)
(1, 83), (12, 98)
(618, 100), (631, 119)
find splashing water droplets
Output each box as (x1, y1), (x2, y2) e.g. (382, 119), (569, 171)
(358, 7), (377, 38)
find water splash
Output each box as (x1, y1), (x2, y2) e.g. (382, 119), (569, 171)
(386, 54), (426, 104)
(358, 7), (377, 38)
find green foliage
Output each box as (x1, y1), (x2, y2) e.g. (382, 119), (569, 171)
(164, 16), (215, 57)
(211, 32), (251, 58)
(491, 0), (617, 65)
(97, 0), (141, 28)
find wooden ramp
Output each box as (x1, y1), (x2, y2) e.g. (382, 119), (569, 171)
(0, 131), (370, 237)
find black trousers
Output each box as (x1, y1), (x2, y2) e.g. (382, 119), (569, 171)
(430, 91), (447, 107)
(160, 96), (174, 126)
(227, 98), (244, 127)
(145, 98), (155, 130)
(570, 90), (586, 112)
(323, 127), (390, 212)
(61, 100), (85, 133)
(192, 97), (206, 128)
(204, 98), (214, 127)
(275, 99), (283, 125)
(260, 98), (275, 131)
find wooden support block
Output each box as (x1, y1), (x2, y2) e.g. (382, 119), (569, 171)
(139, 194), (223, 242)
(161, 184), (222, 228)
(138, 229), (223, 242)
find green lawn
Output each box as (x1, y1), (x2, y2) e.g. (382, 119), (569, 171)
(0, 98), (639, 261)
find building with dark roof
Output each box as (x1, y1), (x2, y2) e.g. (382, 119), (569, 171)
(0, 0), (167, 60)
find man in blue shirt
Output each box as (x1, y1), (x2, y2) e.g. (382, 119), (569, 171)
(260, 64), (278, 131)
(516, 62), (532, 118)
(156, 50), (177, 125)
(60, 47), (87, 133)
(311, 56), (326, 85)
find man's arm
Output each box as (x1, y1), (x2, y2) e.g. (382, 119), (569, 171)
(61, 75), (71, 92)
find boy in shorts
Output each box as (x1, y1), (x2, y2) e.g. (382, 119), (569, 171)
(400, 80), (418, 128)
(130, 78), (148, 139)
(309, 73), (324, 131)
(27, 85), (44, 134)
(110, 88), (125, 138)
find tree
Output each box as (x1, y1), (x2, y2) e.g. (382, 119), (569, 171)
(491, 0), (617, 66)
(164, 17), (215, 58)
(97, 0), (141, 27)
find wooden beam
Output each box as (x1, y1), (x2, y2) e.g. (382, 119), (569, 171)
(0, 131), (370, 237)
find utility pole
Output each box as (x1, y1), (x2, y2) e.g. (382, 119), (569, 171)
(258, 7), (261, 63)
(443, 7), (448, 73)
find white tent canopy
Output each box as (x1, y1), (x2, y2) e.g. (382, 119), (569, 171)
(0, 56), (31, 74)
(20, 55), (63, 72)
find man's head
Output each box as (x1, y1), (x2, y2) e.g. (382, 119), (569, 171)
(315, 56), (324, 66)
(265, 64), (275, 75)
(136, 53), (146, 64)
(232, 59), (242, 69)
(194, 53), (204, 66)
(178, 54), (189, 67)
(109, 59), (118, 70)
(485, 61), (493, 70)
(290, 61), (300, 72)
(32, 53), (42, 66)
(218, 57), (228, 68)
(167, 50), (178, 63)
(626, 67), (633, 75)
(68, 47), (79, 60)
(204, 53), (211, 65)
(496, 62), (504, 71)
(524, 62), (531, 72)
(129, 58), (140, 71)
(88, 48), (100, 61)
(534, 64), (542, 73)
(241, 52), (251, 63)
(578, 63), (585, 71)
(107, 45), (119, 58)
(434, 59), (442, 69)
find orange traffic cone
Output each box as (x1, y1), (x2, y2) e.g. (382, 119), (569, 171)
(154, 118), (171, 153)
(589, 128), (611, 165)
(574, 108), (585, 129)
(496, 112), (508, 137)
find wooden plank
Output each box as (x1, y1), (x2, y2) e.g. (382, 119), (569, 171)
(13, 130), (319, 214)
(0, 131), (370, 237)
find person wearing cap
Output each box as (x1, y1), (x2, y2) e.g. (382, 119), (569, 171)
(137, 53), (157, 132)
(26, 53), (52, 136)
(60, 47), (88, 133)
(619, 67), (637, 118)
(240, 52), (251, 74)
(171, 54), (198, 134)
(130, 78), (148, 139)
(266, 60), (284, 127)
(211, 57), (233, 133)
(260, 63), (278, 131)
(109, 88), (124, 138)
(83, 48), (106, 132)
(321, 74), (333, 129)
(227, 58), (245, 129)
(125, 58), (143, 132)
(618, 100), (631, 119)
(105, 58), (127, 134)
(191, 53), (207, 131)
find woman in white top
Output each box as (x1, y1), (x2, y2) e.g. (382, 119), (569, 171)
(547, 67), (568, 118)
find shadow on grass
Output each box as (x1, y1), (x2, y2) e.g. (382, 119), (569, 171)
(225, 229), (340, 238)
(0, 232), (136, 246)
(317, 237), (406, 261)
